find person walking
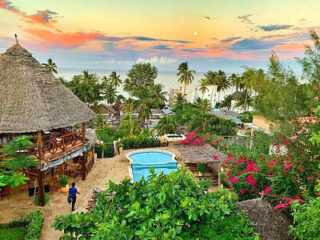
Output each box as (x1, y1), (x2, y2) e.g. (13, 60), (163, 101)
(68, 182), (80, 211)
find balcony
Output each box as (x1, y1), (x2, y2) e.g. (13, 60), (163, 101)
(28, 128), (88, 162)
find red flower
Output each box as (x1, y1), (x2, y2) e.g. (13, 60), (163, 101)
(307, 177), (313, 181)
(247, 174), (257, 185)
(236, 158), (245, 163)
(227, 154), (234, 159)
(283, 139), (289, 144)
(213, 155), (219, 160)
(285, 164), (291, 170)
(231, 177), (239, 184)
(240, 189), (246, 195)
(264, 186), (271, 195)
(272, 142), (279, 146)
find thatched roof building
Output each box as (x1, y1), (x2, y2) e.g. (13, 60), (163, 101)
(0, 43), (96, 134)
(236, 198), (293, 240)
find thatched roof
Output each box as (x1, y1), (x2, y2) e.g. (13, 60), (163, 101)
(0, 43), (96, 134)
(175, 144), (227, 164)
(236, 198), (293, 240)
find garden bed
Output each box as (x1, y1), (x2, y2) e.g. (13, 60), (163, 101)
(0, 224), (27, 240)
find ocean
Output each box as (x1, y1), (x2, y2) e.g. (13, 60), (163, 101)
(57, 68), (204, 99)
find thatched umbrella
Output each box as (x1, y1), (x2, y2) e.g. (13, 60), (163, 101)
(0, 42), (96, 134)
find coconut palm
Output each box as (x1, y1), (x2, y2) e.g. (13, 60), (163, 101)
(94, 114), (107, 129)
(235, 89), (253, 111)
(229, 73), (243, 91)
(119, 116), (141, 136)
(135, 87), (153, 127)
(123, 98), (135, 116)
(198, 79), (209, 99)
(156, 116), (178, 135)
(109, 71), (122, 88)
(177, 62), (196, 95)
(205, 71), (218, 104)
(43, 58), (58, 74)
(216, 70), (230, 102)
(104, 83), (117, 105)
(174, 92), (186, 106)
(151, 84), (167, 109)
(220, 94), (233, 110)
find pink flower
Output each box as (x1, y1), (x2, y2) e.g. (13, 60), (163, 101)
(307, 177), (313, 181)
(231, 177), (239, 184)
(240, 189), (246, 195)
(264, 186), (271, 195)
(290, 135), (297, 141)
(272, 142), (279, 146)
(246, 163), (259, 172)
(236, 158), (245, 164)
(285, 164), (291, 170)
(247, 174), (257, 185)
(274, 203), (290, 210)
(283, 139), (288, 144)
(314, 96), (319, 100)
(202, 122), (207, 127)
(296, 130), (303, 135)
(227, 172), (231, 179)
(212, 155), (219, 160)
(227, 154), (234, 160)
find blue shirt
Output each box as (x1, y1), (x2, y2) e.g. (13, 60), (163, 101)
(69, 187), (78, 197)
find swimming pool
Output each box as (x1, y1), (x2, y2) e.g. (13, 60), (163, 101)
(127, 150), (177, 182)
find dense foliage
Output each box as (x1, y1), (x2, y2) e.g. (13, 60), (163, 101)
(0, 136), (37, 187)
(34, 193), (50, 206)
(24, 210), (44, 240)
(156, 116), (178, 135)
(53, 169), (258, 239)
(121, 134), (159, 149)
(290, 183), (320, 240)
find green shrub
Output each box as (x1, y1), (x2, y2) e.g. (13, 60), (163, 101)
(197, 163), (206, 173)
(8, 220), (26, 228)
(53, 168), (258, 239)
(121, 134), (159, 149)
(24, 210), (44, 240)
(34, 193), (50, 206)
(58, 175), (69, 187)
(94, 144), (114, 158)
(238, 111), (253, 123)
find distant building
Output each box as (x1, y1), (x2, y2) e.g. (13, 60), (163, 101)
(168, 87), (183, 107)
(99, 103), (116, 118)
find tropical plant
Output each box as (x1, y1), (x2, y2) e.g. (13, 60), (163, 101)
(205, 71), (218, 104)
(109, 71), (122, 88)
(220, 94), (233, 110)
(58, 175), (69, 187)
(197, 163), (206, 174)
(134, 87), (153, 127)
(216, 70), (231, 102)
(0, 136), (37, 188)
(122, 98), (135, 116)
(229, 73), (243, 90)
(52, 169), (258, 239)
(177, 62), (196, 95)
(42, 58), (57, 74)
(150, 84), (167, 109)
(119, 116), (141, 136)
(34, 193), (50, 206)
(124, 63), (157, 94)
(235, 89), (253, 112)
(24, 210), (44, 240)
(198, 78), (208, 99)
(156, 116), (178, 135)
(174, 92), (186, 106)
(94, 114), (107, 129)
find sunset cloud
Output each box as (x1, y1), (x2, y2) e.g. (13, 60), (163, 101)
(258, 24), (293, 32)
(0, 0), (58, 25)
(136, 56), (177, 65)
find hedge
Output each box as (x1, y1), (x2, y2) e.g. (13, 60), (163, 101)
(24, 210), (44, 240)
(121, 135), (160, 149)
(94, 144), (114, 158)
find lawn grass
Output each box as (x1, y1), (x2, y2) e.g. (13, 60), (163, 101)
(0, 225), (27, 240)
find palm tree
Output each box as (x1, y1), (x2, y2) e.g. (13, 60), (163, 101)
(123, 98), (135, 116)
(220, 94), (233, 110)
(43, 58), (58, 74)
(229, 73), (243, 91)
(151, 84), (167, 109)
(156, 116), (178, 135)
(109, 71), (122, 88)
(94, 114), (107, 129)
(104, 83), (117, 105)
(177, 62), (196, 95)
(119, 116), (141, 136)
(135, 87), (153, 127)
(174, 92), (186, 105)
(235, 89), (253, 112)
(197, 99), (211, 114)
(198, 79), (209, 99)
(216, 70), (230, 102)
(205, 71), (218, 104)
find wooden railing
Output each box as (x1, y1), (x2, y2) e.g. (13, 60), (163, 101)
(29, 130), (84, 160)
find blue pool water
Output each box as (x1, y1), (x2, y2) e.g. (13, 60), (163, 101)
(129, 151), (177, 182)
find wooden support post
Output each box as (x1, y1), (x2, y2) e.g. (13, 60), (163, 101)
(36, 131), (45, 206)
(82, 152), (88, 180)
(82, 122), (86, 143)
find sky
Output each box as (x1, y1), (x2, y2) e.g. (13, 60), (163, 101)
(0, 0), (319, 73)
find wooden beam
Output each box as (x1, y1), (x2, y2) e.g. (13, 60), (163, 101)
(82, 122), (86, 143)
(36, 131), (45, 206)
(82, 152), (88, 180)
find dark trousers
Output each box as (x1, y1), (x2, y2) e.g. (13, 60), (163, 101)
(71, 196), (76, 211)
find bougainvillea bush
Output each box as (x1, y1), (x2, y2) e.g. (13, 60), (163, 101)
(53, 169), (259, 239)
(224, 102), (320, 215)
